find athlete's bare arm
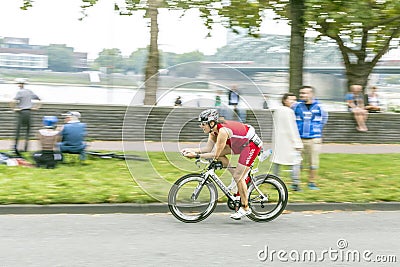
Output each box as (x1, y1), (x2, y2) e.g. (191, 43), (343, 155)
(213, 127), (230, 160)
(181, 134), (216, 158)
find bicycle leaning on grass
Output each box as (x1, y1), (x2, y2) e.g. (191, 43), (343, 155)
(168, 154), (288, 223)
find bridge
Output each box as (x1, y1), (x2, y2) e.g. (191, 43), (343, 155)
(208, 66), (400, 76)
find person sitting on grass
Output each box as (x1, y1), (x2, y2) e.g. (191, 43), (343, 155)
(58, 111), (87, 160)
(33, 116), (62, 169)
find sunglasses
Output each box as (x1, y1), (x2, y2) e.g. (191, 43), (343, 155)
(200, 121), (208, 126)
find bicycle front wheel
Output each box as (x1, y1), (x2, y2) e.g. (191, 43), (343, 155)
(168, 174), (218, 223)
(247, 174), (288, 222)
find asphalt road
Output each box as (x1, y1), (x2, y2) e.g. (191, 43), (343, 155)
(0, 211), (399, 266)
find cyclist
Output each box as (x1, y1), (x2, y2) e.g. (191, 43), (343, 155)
(181, 109), (263, 220)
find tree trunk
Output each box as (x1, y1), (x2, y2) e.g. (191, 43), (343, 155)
(288, 0), (305, 97)
(343, 62), (373, 92)
(143, 0), (160, 106)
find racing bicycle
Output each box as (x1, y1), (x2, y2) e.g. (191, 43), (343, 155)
(168, 157), (288, 223)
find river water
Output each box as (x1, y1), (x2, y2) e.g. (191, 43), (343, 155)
(0, 83), (349, 111)
(0, 83), (273, 109)
(0, 83), (137, 106)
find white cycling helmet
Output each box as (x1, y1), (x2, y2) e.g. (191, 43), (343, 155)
(198, 109), (219, 123)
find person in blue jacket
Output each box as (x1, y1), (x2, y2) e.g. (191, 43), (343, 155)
(58, 111), (87, 160)
(292, 86), (328, 190)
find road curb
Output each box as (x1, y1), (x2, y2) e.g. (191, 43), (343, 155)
(1, 202), (400, 215)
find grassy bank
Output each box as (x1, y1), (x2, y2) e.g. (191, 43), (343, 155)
(0, 152), (399, 205)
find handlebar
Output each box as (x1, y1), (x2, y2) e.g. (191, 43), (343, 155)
(195, 158), (223, 170)
(208, 160), (224, 170)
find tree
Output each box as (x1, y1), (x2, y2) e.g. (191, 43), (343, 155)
(143, 0), (160, 105)
(126, 48), (148, 74)
(161, 51), (204, 77)
(268, 0), (308, 96)
(21, 0), (269, 103)
(288, 0), (306, 95)
(21, 1), (288, 99)
(94, 48), (125, 73)
(82, 0), (267, 105)
(305, 0), (400, 90)
(47, 44), (74, 72)
(258, 0), (400, 97)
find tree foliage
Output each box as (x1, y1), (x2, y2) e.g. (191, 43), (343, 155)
(94, 48), (125, 73)
(20, 0), (33, 10)
(47, 44), (74, 72)
(20, 0), (269, 103)
(80, 0), (269, 104)
(270, 0), (400, 89)
(90, 47), (206, 75)
(125, 48), (148, 74)
(306, 0), (400, 88)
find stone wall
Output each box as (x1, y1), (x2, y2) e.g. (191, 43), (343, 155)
(1, 102), (399, 144)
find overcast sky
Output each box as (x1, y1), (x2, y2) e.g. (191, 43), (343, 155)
(0, 0), (290, 59)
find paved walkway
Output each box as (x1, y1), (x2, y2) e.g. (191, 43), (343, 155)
(2, 140), (400, 154)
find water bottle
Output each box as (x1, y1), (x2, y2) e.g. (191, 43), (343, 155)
(259, 149), (272, 162)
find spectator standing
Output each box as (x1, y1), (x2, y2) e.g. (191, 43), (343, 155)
(292, 86), (328, 190)
(215, 93), (222, 108)
(364, 86), (381, 113)
(262, 94), (269, 109)
(228, 85), (246, 122)
(215, 90), (228, 120)
(345, 84), (368, 132)
(9, 78), (41, 152)
(228, 85), (240, 107)
(58, 111), (87, 160)
(271, 93), (303, 191)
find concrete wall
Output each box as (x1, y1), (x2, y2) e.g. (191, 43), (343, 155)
(1, 102), (399, 144)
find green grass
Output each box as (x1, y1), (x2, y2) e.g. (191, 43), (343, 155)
(1, 69), (140, 87)
(0, 152), (399, 205)
(281, 154), (400, 203)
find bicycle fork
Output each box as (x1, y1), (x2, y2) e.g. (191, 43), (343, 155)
(191, 174), (209, 200)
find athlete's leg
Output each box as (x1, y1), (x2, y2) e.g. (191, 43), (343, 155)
(234, 143), (261, 209)
(232, 163), (250, 208)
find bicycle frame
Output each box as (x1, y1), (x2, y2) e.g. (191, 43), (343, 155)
(169, 152), (287, 223)
(192, 161), (268, 203)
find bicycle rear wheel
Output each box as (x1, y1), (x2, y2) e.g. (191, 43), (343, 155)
(247, 174), (288, 222)
(168, 174), (218, 223)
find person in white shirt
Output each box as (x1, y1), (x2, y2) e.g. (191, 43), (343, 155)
(270, 93), (303, 191)
(364, 86), (381, 113)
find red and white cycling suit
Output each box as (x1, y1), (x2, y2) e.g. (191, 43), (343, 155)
(216, 120), (262, 167)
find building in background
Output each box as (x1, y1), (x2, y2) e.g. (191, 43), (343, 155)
(0, 37), (47, 70)
(0, 37), (88, 71)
